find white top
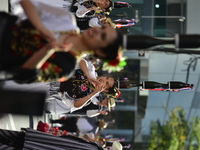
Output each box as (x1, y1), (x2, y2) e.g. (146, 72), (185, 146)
(61, 90), (99, 113)
(76, 117), (93, 134)
(46, 92), (101, 116)
(89, 17), (101, 27)
(11, 0), (92, 19)
(46, 95), (100, 116)
(76, 58), (97, 78)
(74, 2), (91, 18)
(86, 109), (100, 117)
(10, 0), (80, 35)
(10, 0), (73, 14)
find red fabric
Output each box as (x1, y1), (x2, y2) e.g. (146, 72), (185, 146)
(37, 121), (50, 132)
(108, 58), (120, 66)
(61, 117), (66, 120)
(37, 121), (67, 136)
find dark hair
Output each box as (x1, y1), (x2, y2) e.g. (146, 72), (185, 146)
(105, 78), (119, 97)
(95, 28), (123, 60)
(86, 54), (97, 61)
(104, 1), (113, 15)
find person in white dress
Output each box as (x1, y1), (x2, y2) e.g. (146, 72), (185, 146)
(46, 57), (118, 117)
(1, 0), (123, 83)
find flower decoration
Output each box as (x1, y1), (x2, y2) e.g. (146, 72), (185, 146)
(110, 88), (121, 98)
(40, 61), (50, 70)
(114, 88), (121, 98)
(123, 77), (129, 82)
(81, 84), (88, 91)
(102, 54), (127, 73)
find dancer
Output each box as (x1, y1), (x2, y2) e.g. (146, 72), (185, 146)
(0, 0), (123, 83)
(46, 55), (119, 115)
(46, 70), (119, 115)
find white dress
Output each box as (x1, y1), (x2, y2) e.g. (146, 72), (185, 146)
(10, 0), (80, 34)
(46, 59), (101, 116)
(75, 58), (97, 78)
(76, 117), (93, 134)
(89, 17), (101, 27)
(11, 0), (93, 18)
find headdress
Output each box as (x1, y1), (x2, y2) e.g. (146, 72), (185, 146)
(99, 29), (127, 73)
(105, 18), (116, 28)
(102, 53), (127, 73)
(113, 88), (121, 98)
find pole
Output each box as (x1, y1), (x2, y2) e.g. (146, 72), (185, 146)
(124, 34), (200, 55)
(141, 16), (185, 19)
(150, 47), (200, 55)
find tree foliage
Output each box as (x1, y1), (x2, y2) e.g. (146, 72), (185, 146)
(147, 107), (200, 150)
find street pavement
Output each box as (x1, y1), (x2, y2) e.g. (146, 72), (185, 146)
(0, 113), (45, 131)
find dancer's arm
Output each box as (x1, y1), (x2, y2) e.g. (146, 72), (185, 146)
(74, 91), (99, 108)
(22, 43), (54, 69)
(22, 42), (71, 69)
(74, 84), (105, 108)
(86, 110), (108, 117)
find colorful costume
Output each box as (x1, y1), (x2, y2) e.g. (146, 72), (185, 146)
(46, 69), (101, 116)
(1, 0), (81, 83)
(46, 58), (103, 116)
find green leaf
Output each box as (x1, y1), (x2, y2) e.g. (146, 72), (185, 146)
(119, 61), (127, 67)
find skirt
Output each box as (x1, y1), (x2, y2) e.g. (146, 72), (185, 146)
(0, 128), (103, 150)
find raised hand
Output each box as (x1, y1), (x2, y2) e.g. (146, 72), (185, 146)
(87, 76), (100, 86)
(97, 110), (108, 115)
(94, 83), (106, 94)
(39, 28), (55, 42)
